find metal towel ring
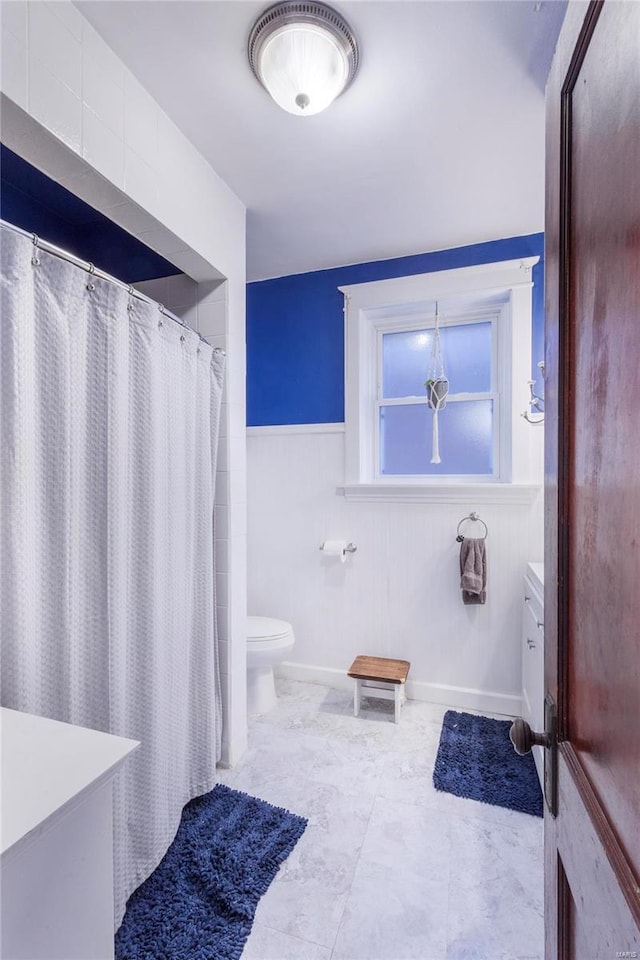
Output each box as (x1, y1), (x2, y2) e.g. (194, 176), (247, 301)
(456, 512), (488, 542)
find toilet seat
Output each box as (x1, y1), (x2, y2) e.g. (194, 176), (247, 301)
(247, 616), (293, 646)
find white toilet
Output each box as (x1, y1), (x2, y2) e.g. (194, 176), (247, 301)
(246, 616), (295, 715)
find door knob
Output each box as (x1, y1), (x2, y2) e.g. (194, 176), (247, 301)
(510, 697), (558, 818)
(509, 717), (551, 755)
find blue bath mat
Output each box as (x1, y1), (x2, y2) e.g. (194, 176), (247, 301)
(115, 783), (307, 960)
(433, 710), (543, 817)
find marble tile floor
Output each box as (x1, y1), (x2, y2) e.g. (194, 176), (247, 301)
(218, 678), (544, 960)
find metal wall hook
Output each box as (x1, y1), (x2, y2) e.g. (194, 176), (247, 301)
(522, 360), (545, 424)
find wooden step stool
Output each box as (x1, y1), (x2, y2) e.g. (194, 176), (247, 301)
(347, 656), (411, 724)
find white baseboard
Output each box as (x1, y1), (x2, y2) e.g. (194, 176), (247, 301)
(278, 661), (522, 718)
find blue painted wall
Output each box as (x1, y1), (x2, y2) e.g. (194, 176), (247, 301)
(0, 145), (180, 282)
(246, 234), (544, 426)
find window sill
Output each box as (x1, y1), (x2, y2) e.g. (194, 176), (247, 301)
(337, 483), (541, 504)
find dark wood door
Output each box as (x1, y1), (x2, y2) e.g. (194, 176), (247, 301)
(544, 1), (640, 956)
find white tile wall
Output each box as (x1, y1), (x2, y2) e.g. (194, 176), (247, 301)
(1, 1), (248, 767)
(198, 279), (227, 304)
(1, 29), (27, 110)
(65, 166), (127, 211)
(215, 509), (229, 541)
(217, 606), (230, 643)
(81, 21), (124, 89)
(29, 2), (81, 97)
(2, 2), (28, 43)
(82, 60), (124, 140)
(124, 145), (159, 213)
(248, 429), (544, 716)
(124, 71), (158, 168)
(217, 639), (230, 676)
(29, 65), (82, 153)
(215, 471), (229, 507)
(82, 105), (124, 185)
(214, 540), (229, 576)
(198, 301), (227, 339)
(216, 573), (229, 607)
(1, 2), (245, 282)
(47, 1), (83, 41)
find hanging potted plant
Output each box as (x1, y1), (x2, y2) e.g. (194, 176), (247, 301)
(424, 304), (449, 464)
(424, 376), (449, 410)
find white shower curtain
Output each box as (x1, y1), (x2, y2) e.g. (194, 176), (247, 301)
(0, 225), (224, 927)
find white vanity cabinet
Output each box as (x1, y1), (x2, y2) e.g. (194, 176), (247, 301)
(1, 708), (138, 960)
(522, 562), (544, 787)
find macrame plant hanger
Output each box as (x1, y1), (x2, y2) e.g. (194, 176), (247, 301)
(424, 302), (449, 464)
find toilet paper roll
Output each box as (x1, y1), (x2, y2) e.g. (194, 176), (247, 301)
(321, 539), (348, 563)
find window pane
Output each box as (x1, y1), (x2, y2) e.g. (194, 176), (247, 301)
(382, 329), (432, 398)
(380, 400), (494, 475)
(441, 322), (492, 393)
(382, 321), (492, 398)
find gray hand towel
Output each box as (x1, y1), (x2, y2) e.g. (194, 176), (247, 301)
(459, 537), (487, 605)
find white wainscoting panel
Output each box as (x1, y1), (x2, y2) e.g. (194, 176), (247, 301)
(247, 430), (543, 715)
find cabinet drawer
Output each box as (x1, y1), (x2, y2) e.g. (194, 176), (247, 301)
(523, 593), (544, 636)
(523, 576), (543, 626)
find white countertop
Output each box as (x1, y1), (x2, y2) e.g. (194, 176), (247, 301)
(527, 562), (544, 591)
(1, 708), (139, 860)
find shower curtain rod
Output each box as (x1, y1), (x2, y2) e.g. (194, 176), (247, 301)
(0, 218), (225, 355)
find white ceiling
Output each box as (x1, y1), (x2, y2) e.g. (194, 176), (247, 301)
(76, 1), (566, 281)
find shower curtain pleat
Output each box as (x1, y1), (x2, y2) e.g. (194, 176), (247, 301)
(0, 225), (224, 928)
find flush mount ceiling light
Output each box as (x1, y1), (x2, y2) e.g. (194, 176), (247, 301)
(248, 1), (359, 117)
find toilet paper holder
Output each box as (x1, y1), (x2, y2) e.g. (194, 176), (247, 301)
(319, 541), (357, 553)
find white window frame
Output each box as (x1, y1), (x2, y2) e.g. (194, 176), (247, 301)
(339, 257), (540, 502)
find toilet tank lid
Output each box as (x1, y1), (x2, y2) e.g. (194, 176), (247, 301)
(247, 616), (293, 641)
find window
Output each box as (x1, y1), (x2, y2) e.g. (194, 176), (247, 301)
(340, 257), (540, 500)
(379, 314), (496, 477)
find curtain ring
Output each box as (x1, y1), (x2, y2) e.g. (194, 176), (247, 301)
(180, 334), (186, 343)
(88, 263), (96, 275)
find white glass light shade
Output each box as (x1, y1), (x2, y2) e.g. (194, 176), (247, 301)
(258, 22), (349, 116)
